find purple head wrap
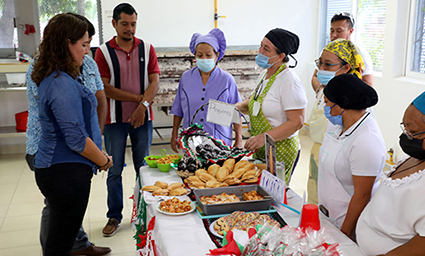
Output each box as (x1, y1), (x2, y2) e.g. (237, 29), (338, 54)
(189, 28), (226, 61)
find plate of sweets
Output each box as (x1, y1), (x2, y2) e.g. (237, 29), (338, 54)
(156, 197), (196, 216)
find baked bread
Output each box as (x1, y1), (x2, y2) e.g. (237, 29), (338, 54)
(223, 177), (241, 186)
(198, 172), (217, 183)
(185, 176), (203, 184)
(205, 180), (221, 188)
(234, 160), (249, 170)
(141, 185), (161, 192)
(154, 181), (168, 189)
(216, 167), (230, 182)
(188, 181), (206, 189)
(195, 169), (209, 177)
(167, 182), (184, 191)
(169, 187), (188, 196)
(208, 164), (220, 177)
(152, 188), (169, 196)
(222, 159), (235, 173)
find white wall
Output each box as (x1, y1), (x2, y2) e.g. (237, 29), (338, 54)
(100, 0), (319, 136)
(370, 0), (425, 162)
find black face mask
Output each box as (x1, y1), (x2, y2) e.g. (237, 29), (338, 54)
(399, 133), (425, 160)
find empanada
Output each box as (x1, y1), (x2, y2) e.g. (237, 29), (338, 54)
(216, 167), (230, 182)
(167, 182), (184, 191)
(169, 187), (188, 196)
(207, 164), (220, 177)
(152, 188), (169, 196)
(154, 181), (168, 189)
(222, 159), (235, 173)
(141, 185), (161, 192)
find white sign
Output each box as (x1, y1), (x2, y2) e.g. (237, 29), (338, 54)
(260, 169), (286, 209)
(206, 99), (239, 127)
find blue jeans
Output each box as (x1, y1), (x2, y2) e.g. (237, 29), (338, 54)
(104, 122), (152, 222)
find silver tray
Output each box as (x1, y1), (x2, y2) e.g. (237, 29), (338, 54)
(193, 185), (272, 216)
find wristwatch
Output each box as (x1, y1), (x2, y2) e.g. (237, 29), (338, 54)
(141, 100), (150, 108)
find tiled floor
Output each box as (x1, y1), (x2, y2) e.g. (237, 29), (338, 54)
(0, 135), (313, 256)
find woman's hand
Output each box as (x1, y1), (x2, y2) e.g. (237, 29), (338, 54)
(171, 137), (180, 153)
(99, 154), (113, 171)
(244, 133), (266, 151)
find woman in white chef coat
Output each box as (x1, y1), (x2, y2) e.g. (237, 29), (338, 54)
(356, 91), (425, 256)
(318, 74), (386, 240)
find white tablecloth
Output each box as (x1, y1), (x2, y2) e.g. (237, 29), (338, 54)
(137, 166), (364, 256)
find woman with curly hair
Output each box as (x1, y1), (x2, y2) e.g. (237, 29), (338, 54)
(31, 13), (112, 256)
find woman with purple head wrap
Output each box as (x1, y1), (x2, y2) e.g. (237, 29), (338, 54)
(170, 28), (243, 152)
(236, 28), (307, 183)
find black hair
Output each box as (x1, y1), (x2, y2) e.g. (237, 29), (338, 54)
(66, 13), (95, 38)
(331, 13), (354, 29)
(274, 47), (290, 63)
(113, 3), (137, 21)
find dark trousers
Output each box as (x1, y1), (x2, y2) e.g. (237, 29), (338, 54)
(35, 163), (93, 256)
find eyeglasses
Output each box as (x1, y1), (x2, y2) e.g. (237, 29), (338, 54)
(315, 59), (345, 70)
(334, 12), (355, 26)
(400, 122), (425, 140)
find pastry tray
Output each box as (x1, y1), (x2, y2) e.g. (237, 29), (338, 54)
(193, 185), (272, 216)
(196, 204), (277, 219)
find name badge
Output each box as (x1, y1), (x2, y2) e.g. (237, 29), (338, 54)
(253, 101), (261, 116)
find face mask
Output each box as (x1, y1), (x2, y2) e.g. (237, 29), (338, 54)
(324, 104), (344, 126)
(399, 133), (425, 160)
(316, 66), (344, 85)
(255, 53), (278, 69)
(196, 58), (216, 73)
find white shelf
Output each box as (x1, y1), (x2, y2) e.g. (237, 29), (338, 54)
(0, 86), (26, 91)
(0, 126), (26, 138)
(0, 59), (30, 73)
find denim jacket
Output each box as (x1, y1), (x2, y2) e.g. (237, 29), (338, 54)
(34, 71), (102, 173)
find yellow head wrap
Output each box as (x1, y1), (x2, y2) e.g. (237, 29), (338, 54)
(324, 39), (364, 78)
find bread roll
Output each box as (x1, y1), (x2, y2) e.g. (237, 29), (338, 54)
(169, 187), (188, 196)
(154, 181), (168, 189)
(216, 167), (230, 182)
(141, 185), (161, 192)
(167, 182), (184, 191)
(207, 164), (220, 177)
(152, 188), (169, 196)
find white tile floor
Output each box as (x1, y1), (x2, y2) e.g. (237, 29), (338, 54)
(0, 135), (313, 256)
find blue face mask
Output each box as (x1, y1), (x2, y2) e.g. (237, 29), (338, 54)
(196, 58), (216, 73)
(316, 67), (344, 85)
(255, 53), (278, 69)
(324, 104), (345, 126)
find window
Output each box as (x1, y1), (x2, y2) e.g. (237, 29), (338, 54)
(324, 0), (388, 72)
(0, 0), (18, 57)
(356, 0), (387, 71)
(324, 0), (351, 45)
(38, 0), (101, 47)
(410, 0), (425, 74)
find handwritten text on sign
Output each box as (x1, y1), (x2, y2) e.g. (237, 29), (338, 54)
(260, 169), (286, 205)
(206, 99), (240, 127)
